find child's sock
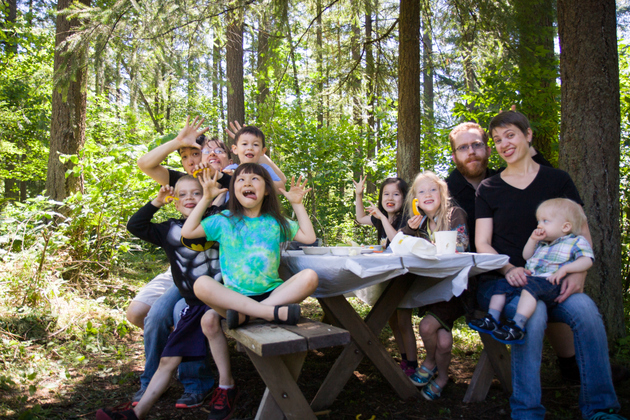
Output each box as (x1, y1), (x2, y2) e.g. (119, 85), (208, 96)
(219, 384), (234, 390)
(488, 308), (501, 321)
(513, 313), (528, 329)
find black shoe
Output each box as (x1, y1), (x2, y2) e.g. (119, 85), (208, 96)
(468, 313), (501, 334)
(96, 403), (139, 420)
(492, 319), (526, 345)
(226, 310), (249, 329)
(207, 387), (240, 420)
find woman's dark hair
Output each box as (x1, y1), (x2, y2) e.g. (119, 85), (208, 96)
(206, 136), (233, 160)
(195, 134), (207, 146)
(488, 110), (531, 137)
(377, 178), (408, 215)
(227, 163), (291, 242)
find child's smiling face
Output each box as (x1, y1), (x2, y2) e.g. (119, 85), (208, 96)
(234, 171), (268, 217)
(174, 179), (203, 217)
(414, 180), (441, 217)
(232, 133), (266, 164)
(381, 183), (403, 215)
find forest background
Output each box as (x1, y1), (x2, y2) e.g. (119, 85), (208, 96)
(1, 0), (630, 418)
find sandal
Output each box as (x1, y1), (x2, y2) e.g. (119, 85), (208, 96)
(409, 365), (437, 387)
(273, 304), (301, 325)
(421, 380), (443, 401)
(226, 310), (250, 329)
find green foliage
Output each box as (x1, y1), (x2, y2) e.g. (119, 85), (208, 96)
(619, 43), (630, 327)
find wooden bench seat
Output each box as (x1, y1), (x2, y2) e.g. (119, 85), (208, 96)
(223, 317), (350, 420)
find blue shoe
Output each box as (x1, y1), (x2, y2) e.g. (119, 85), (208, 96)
(468, 313), (501, 334)
(421, 380), (443, 401)
(589, 410), (628, 419)
(409, 365), (436, 387)
(492, 319), (525, 345)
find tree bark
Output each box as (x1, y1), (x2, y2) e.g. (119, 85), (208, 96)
(45, 0), (90, 202)
(421, 5), (434, 149)
(226, 10), (245, 148)
(396, 0), (421, 182)
(257, 12), (270, 120)
(558, 0), (623, 339)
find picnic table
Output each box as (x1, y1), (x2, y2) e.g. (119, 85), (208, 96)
(278, 250), (509, 411)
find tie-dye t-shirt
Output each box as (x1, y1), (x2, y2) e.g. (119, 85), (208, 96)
(200, 211), (299, 296)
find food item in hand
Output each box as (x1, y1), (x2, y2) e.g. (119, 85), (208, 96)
(412, 198), (420, 215)
(192, 169), (202, 178)
(165, 196), (179, 203)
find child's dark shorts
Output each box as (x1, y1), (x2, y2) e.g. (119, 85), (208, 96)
(161, 304), (211, 362)
(246, 290), (273, 303)
(417, 297), (465, 332)
(493, 276), (561, 307)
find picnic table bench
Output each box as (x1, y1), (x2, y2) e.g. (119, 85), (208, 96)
(222, 317), (350, 420)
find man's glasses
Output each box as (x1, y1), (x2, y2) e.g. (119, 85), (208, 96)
(202, 148), (227, 155)
(455, 142), (486, 153)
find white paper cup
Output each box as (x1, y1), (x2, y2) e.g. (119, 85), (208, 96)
(435, 231), (457, 254)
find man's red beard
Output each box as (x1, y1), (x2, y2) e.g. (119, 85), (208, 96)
(455, 155), (489, 179)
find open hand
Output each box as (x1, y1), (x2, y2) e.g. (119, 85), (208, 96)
(198, 169), (227, 200)
(555, 271), (585, 303)
(177, 115), (209, 149)
(225, 120), (243, 140)
(366, 201), (385, 220)
(279, 176), (312, 205)
(353, 175), (366, 195)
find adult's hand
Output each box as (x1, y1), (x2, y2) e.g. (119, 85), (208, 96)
(555, 271), (586, 303)
(505, 266), (531, 287)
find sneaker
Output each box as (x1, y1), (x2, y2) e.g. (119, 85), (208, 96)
(131, 388), (145, 407)
(589, 409), (628, 419)
(492, 319), (526, 345)
(409, 365), (437, 387)
(206, 386), (240, 420)
(96, 403), (139, 420)
(468, 313), (501, 334)
(176, 390), (211, 408)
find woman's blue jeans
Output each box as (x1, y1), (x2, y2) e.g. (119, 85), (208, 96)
(478, 279), (619, 420)
(140, 285), (214, 393)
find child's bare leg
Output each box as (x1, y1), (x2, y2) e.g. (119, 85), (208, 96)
(488, 293), (507, 313)
(418, 315), (440, 370)
(201, 310), (234, 386)
(262, 268), (318, 305)
(126, 301), (150, 329)
(514, 290), (537, 319)
(134, 356), (182, 419)
(433, 328), (453, 389)
(397, 309), (417, 363)
(194, 272), (317, 322)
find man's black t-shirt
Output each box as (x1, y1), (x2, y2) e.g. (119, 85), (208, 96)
(475, 165), (582, 267)
(168, 168), (231, 188)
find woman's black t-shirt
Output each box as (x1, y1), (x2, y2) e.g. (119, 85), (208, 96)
(475, 165), (582, 267)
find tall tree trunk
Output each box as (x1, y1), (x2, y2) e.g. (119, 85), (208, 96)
(365, 0), (376, 194)
(316, 0), (324, 129)
(396, 0), (420, 182)
(351, 18), (362, 183)
(558, 0), (623, 340)
(257, 12), (270, 120)
(3, 0), (18, 202)
(514, 0), (558, 164)
(421, 3), (434, 144)
(226, 10), (245, 148)
(45, 0), (90, 202)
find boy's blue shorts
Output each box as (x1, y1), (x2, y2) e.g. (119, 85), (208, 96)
(492, 276), (562, 307)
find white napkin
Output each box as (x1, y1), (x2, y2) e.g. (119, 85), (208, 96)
(390, 231), (437, 259)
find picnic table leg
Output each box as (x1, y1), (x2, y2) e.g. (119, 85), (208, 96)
(247, 349), (317, 420)
(478, 332), (512, 393)
(311, 274), (418, 411)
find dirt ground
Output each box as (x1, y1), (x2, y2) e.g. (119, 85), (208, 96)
(4, 299), (630, 420)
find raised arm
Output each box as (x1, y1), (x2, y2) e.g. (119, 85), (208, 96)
(137, 116), (208, 185)
(280, 176), (316, 244)
(181, 169), (226, 239)
(259, 154), (288, 190)
(353, 175), (373, 225)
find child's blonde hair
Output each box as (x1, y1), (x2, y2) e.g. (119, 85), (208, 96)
(173, 175), (201, 195)
(536, 198), (586, 235)
(405, 171), (453, 231)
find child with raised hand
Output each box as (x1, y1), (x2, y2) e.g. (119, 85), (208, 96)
(222, 124), (287, 192)
(182, 163), (319, 330)
(468, 198), (593, 345)
(353, 175), (408, 248)
(399, 171), (469, 401)
(98, 176), (234, 420)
